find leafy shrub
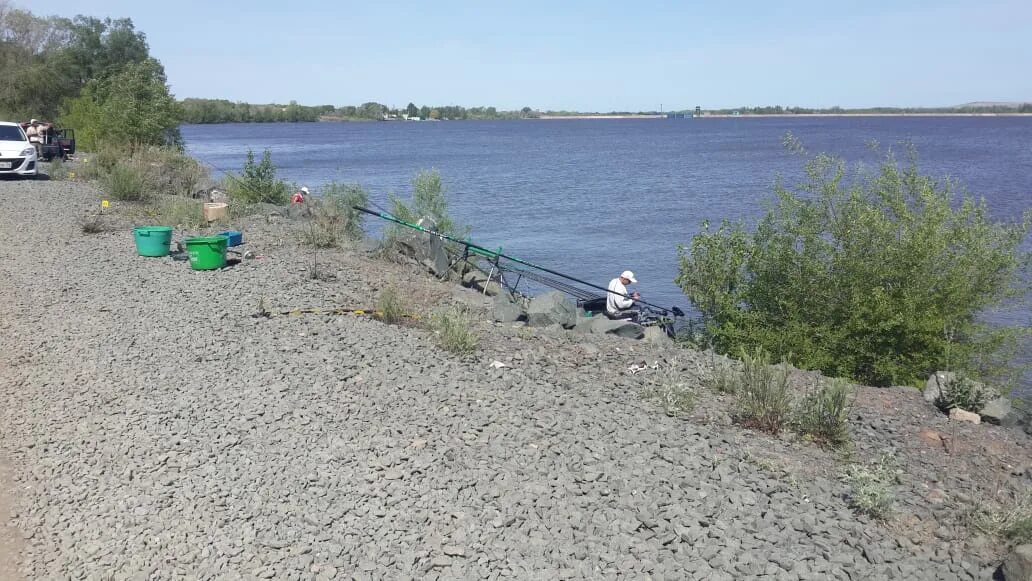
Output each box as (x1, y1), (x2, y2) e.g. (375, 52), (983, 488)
(300, 183), (369, 247)
(376, 285), (408, 324)
(676, 145), (1031, 387)
(388, 169), (465, 237)
(934, 373), (994, 413)
(795, 378), (854, 447)
(226, 149), (290, 204)
(430, 306), (480, 354)
(735, 347), (793, 434)
(104, 162), (147, 201)
(642, 360), (697, 416)
(842, 453), (898, 519)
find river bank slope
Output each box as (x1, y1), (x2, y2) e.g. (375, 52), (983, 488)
(0, 176), (1029, 579)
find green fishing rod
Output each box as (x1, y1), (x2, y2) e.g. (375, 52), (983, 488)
(353, 206), (684, 316)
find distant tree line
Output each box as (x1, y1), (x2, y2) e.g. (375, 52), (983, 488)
(180, 99), (547, 124)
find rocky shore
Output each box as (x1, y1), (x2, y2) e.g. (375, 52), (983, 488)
(1, 176), (1030, 580)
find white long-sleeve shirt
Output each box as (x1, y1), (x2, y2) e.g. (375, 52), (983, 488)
(607, 278), (634, 314)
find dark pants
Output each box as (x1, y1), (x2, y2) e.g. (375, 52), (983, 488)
(606, 309), (639, 322)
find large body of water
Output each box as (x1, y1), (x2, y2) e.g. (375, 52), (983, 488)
(182, 117), (1031, 392)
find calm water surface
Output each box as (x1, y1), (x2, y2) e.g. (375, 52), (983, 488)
(182, 118), (1032, 394)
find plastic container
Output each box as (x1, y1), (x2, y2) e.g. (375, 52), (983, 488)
(133, 226), (173, 257)
(203, 202), (229, 222)
(184, 235), (228, 270)
(218, 230), (243, 247)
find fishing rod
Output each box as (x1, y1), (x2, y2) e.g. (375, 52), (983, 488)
(354, 205), (685, 316)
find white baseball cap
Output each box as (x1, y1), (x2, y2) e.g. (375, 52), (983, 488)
(621, 270), (637, 283)
(300, 186), (309, 194)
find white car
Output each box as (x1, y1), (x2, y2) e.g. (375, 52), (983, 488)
(0, 121), (38, 177)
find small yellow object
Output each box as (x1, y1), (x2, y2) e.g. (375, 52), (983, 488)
(101, 200), (110, 208)
(68, 172), (76, 179)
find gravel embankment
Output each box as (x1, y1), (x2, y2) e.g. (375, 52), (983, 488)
(1, 178), (1028, 580)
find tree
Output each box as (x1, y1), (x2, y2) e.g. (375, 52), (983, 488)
(677, 145), (1030, 387)
(59, 57), (182, 151)
(405, 102), (418, 118)
(419, 105), (430, 120)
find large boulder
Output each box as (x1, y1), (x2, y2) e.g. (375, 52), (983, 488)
(924, 371), (953, 404)
(643, 326), (673, 345)
(492, 294), (525, 323)
(526, 291), (577, 328)
(395, 227), (450, 279)
(590, 317), (645, 339)
(981, 396), (1016, 426)
(1002, 544), (1032, 581)
(462, 269), (501, 296)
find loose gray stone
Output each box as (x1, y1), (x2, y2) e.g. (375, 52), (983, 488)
(1003, 544), (1032, 581)
(526, 291), (577, 328)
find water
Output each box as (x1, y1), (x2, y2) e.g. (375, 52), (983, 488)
(182, 117), (1032, 393)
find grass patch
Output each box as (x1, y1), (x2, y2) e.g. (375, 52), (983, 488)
(429, 306), (479, 354)
(705, 354), (738, 394)
(299, 183), (369, 248)
(105, 162), (148, 201)
(376, 285), (408, 324)
(735, 347), (793, 434)
(47, 157), (71, 180)
(972, 489), (1032, 544)
(842, 453), (898, 519)
(642, 360), (697, 416)
(795, 377), (855, 448)
(80, 210), (111, 234)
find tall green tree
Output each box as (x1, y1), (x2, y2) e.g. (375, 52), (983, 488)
(60, 57), (182, 151)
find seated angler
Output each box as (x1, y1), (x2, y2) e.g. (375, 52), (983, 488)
(606, 270), (641, 321)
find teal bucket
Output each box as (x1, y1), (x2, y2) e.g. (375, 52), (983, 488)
(133, 226), (173, 257)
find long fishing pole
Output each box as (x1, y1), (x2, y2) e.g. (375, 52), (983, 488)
(354, 206), (682, 315)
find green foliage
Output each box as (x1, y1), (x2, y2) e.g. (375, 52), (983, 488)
(642, 360), (697, 416)
(934, 373), (994, 413)
(299, 183), (369, 247)
(226, 149), (291, 205)
(59, 58), (182, 151)
(677, 146), (1031, 387)
(842, 453), (898, 519)
(376, 285), (408, 325)
(734, 347), (794, 434)
(795, 378), (854, 448)
(429, 306), (480, 355)
(388, 169), (466, 238)
(104, 162), (147, 201)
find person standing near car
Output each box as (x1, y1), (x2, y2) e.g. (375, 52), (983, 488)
(606, 270), (641, 321)
(25, 119), (41, 157)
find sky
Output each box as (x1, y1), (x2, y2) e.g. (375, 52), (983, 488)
(29, 0), (1032, 111)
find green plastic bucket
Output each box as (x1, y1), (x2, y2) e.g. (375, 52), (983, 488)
(184, 235), (228, 270)
(133, 226), (173, 257)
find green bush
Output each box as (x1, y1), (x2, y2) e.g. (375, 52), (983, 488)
(430, 306), (480, 354)
(734, 347), (794, 434)
(935, 373), (994, 413)
(795, 378), (854, 447)
(104, 162), (147, 201)
(226, 149), (291, 204)
(387, 169), (468, 239)
(677, 145), (1031, 387)
(842, 453), (898, 519)
(705, 355), (738, 394)
(300, 183), (369, 247)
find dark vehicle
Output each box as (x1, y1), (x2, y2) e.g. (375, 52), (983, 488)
(41, 128), (76, 161)
(19, 122), (75, 161)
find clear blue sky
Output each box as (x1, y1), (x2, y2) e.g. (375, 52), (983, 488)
(36, 0), (1032, 111)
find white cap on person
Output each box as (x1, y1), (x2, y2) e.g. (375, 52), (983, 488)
(301, 186), (309, 194)
(621, 270), (637, 283)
